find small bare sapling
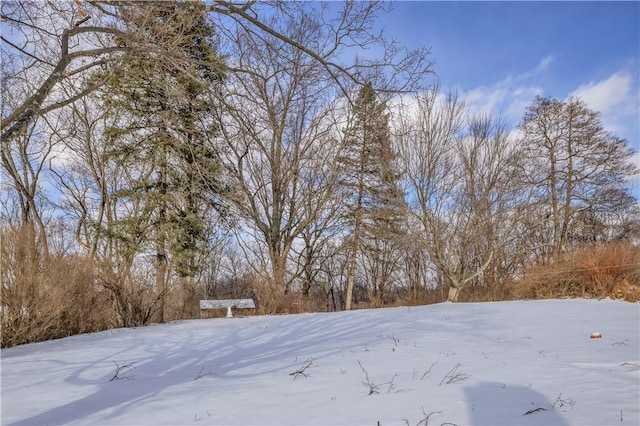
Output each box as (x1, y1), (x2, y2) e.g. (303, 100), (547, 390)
(389, 334), (400, 350)
(358, 360), (397, 395)
(403, 408), (444, 426)
(109, 361), (135, 382)
(550, 393), (575, 409)
(194, 366), (216, 381)
(289, 358), (313, 380)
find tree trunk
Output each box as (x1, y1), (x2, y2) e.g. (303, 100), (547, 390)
(345, 247), (357, 310)
(345, 204), (362, 310)
(447, 283), (461, 302)
(155, 147), (168, 323)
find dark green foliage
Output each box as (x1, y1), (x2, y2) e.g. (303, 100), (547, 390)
(101, 1), (226, 279)
(338, 82), (407, 308)
(338, 82), (406, 242)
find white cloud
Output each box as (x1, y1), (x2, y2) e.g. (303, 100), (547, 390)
(570, 71), (639, 199)
(463, 85), (508, 116)
(459, 56), (550, 123)
(534, 55), (555, 73)
(569, 71), (640, 149)
(570, 72), (632, 114)
(459, 61), (639, 153)
(504, 86), (543, 121)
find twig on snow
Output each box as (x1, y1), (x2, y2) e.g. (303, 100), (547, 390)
(358, 360), (398, 395)
(524, 393), (576, 416)
(416, 407), (442, 426)
(389, 334), (400, 350)
(438, 363), (470, 385)
(420, 361), (438, 380)
(289, 358), (313, 380)
(524, 407), (549, 415)
(550, 393), (575, 409)
(109, 360), (135, 382)
(194, 366), (216, 381)
(359, 360), (379, 395)
(611, 339), (629, 346)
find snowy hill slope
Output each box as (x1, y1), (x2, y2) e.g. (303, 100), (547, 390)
(1, 299), (638, 426)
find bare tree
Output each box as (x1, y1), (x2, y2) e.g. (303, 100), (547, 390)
(401, 223), (437, 304)
(2, 1), (432, 143)
(2, 1), (133, 143)
(213, 12), (342, 311)
(0, 122), (55, 255)
(396, 88), (526, 301)
(395, 88), (462, 300)
(519, 96), (639, 259)
(209, 1), (433, 96)
(291, 149), (345, 308)
(455, 115), (530, 299)
(2, 0), (434, 324)
(47, 97), (111, 258)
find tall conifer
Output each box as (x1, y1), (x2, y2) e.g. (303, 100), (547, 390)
(338, 82), (406, 309)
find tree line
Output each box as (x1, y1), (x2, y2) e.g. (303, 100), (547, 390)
(1, 1), (638, 346)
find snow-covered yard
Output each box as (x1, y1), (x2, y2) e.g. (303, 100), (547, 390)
(1, 299), (638, 425)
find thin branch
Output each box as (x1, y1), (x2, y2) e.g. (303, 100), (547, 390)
(211, 0), (356, 94)
(289, 358), (313, 380)
(0, 35), (54, 66)
(194, 366), (216, 381)
(523, 407), (548, 415)
(438, 363), (471, 386)
(37, 70), (113, 116)
(109, 361), (135, 382)
(420, 361), (438, 380)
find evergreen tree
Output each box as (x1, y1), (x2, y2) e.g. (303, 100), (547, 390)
(338, 82), (406, 309)
(101, 1), (225, 321)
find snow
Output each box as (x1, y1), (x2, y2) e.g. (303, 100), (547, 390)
(1, 299), (638, 426)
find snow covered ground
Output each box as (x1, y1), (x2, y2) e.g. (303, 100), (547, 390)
(1, 299), (638, 426)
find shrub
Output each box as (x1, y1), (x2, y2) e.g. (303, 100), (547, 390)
(1, 226), (114, 348)
(96, 262), (160, 328)
(511, 243), (640, 302)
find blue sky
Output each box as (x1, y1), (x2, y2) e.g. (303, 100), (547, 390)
(377, 1), (640, 191)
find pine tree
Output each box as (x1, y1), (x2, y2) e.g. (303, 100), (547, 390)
(338, 82), (406, 309)
(101, 1), (225, 322)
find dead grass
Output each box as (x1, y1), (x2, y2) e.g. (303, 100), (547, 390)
(511, 243), (640, 302)
(1, 226), (114, 348)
